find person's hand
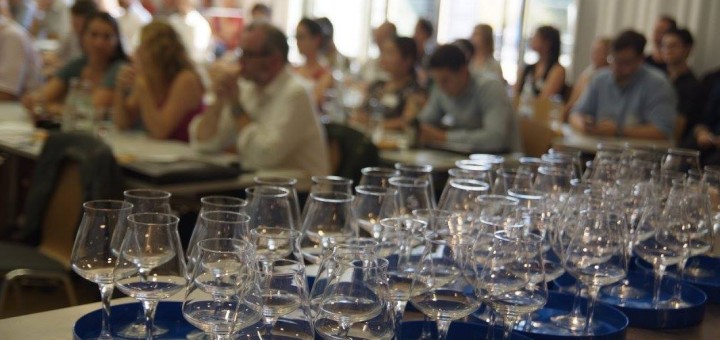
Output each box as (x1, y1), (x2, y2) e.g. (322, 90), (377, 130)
(697, 130), (715, 148)
(418, 123), (447, 144)
(588, 119), (618, 136)
(36, 0), (52, 12)
(116, 65), (136, 92)
(209, 62), (240, 102)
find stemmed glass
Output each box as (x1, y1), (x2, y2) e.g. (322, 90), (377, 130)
(358, 167), (400, 188)
(246, 186), (296, 230)
(186, 211), (251, 277)
(437, 178), (490, 213)
(394, 163), (436, 207)
(254, 177), (302, 228)
(661, 148), (701, 174)
(410, 232), (481, 340)
(493, 168), (534, 195)
(70, 200), (133, 339)
(476, 231), (548, 339)
(353, 185), (399, 238)
(299, 192), (356, 264)
(182, 238), (259, 340)
(114, 213), (187, 340)
(315, 256), (393, 339)
(311, 175), (354, 194)
(388, 176), (434, 216)
(251, 227), (302, 263)
(563, 209), (627, 334)
(256, 259), (313, 339)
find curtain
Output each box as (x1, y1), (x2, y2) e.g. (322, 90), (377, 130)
(572, 0), (720, 82)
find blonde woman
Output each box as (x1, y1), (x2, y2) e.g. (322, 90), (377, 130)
(113, 20), (204, 141)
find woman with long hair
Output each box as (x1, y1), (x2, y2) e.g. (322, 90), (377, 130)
(294, 17), (332, 109)
(469, 24), (503, 81)
(515, 25), (566, 100)
(22, 12), (127, 115)
(354, 36), (425, 129)
(112, 20), (205, 141)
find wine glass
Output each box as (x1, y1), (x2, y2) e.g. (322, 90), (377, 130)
(563, 209), (627, 334)
(70, 200), (133, 339)
(358, 167), (400, 188)
(476, 231), (548, 339)
(123, 189), (172, 214)
(256, 259), (313, 339)
(518, 157), (545, 180)
(353, 185), (399, 238)
(410, 232), (481, 340)
(251, 227), (302, 263)
(186, 211), (251, 278)
(114, 213), (187, 340)
(661, 148), (701, 174)
(314, 256), (393, 340)
(534, 166), (573, 204)
(299, 192), (356, 264)
(311, 175), (354, 194)
(254, 176), (302, 228)
(454, 159), (494, 185)
(246, 186), (295, 230)
(388, 176), (433, 216)
(493, 168), (534, 195)
(473, 195), (520, 235)
(468, 154), (505, 170)
(394, 163), (436, 207)
(182, 238), (259, 340)
(437, 178), (490, 213)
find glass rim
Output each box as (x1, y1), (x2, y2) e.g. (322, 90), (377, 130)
(394, 162), (433, 173)
(245, 185), (290, 198)
(448, 178), (490, 191)
(83, 200), (133, 212)
(355, 185), (397, 196)
(388, 176), (429, 188)
(200, 196), (248, 208)
(378, 217), (427, 230)
(250, 226), (301, 238)
(455, 159), (493, 171)
(123, 189), (171, 200)
(496, 168), (533, 177)
(361, 167), (400, 176)
(493, 230), (543, 245)
(308, 191), (354, 203)
(537, 165), (574, 176)
(468, 153), (505, 164)
(127, 212), (179, 225)
(200, 210), (251, 224)
(197, 237), (255, 254)
(253, 258), (305, 273)
(666, 147), (701, 157)
(311, 175), (353, 185)
(333, 255), (389, 269)
(507, 189), (547, 200)
(475, 194), (520, 205)
(253, 176), (298, 186)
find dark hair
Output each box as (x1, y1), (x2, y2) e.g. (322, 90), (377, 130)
(390, 36), (418, 76)
(70, 0), (99, 16)
(416, 18), (433, 37)
(535, 26), (561, 67)
(298, 17), (323, 38)
(247, 22), (289, 63)
(473, 24), (494, 55)
(659, 15), (678, 31)
(612, 30), (647, 56)
(453, 39), (474, 59)
(251, 3), (271, 16)
(665, 28), (694, 47)
(427, 44), (467, 72)
(81, 12), (128, 63)
(314, 17), (334, 51)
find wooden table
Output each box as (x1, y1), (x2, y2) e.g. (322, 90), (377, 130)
(553, 125), (674, 154)
(379, 149), (468, 172)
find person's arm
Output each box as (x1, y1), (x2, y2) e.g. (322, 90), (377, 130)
(134, 70), (204, 139)
(385, 90), (426, 129)
(21, 77), (66, 115)
(313, 70), (333, 109)
(568, 72), (600, 134)
(417, 86), (443, 125)
(112, 65), (140, 130)
(189, 65), (239, 152)
(620, 124), (667, 139)
(562, 69), (592, 122)
(539, 64), (566, 99)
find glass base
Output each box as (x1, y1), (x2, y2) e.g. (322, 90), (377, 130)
(655, 297), (692, 309)
(549, 313), (588, 332)
(115, 321), (168, 338)
(602, 281), (649, 301)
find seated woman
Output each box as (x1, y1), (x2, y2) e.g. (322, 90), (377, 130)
(354, 36), (425, 130)
(469, 24), (504, 81)
(112, 21), (205, 142)
(515, 26), (566, 101)
(293, 17), (333, 110)
(22, 12), (127, 116)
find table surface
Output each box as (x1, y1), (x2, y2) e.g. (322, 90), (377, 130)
(0, 296), (718, 339)
(553, 125), (675, 154)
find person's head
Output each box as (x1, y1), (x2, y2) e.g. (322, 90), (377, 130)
(653, 15), (677, 49)
(80, 12), (127, 63)
(315, 17), (334, 52)
(70, 0), (98, 34)
(379, 36), (417, 79)
(427, 44), (470, 97)
(530, 25), (561, 65)
(373, 21), (396, 46)
(250, 3), (271, 22)
(296, 17), (323, 58)
(453, 39), (474, 60)
(117, 0), (132, 10)
(136, 21), (193, 89)
(413, 18), (433, 43)
(661, 28), (693, 66)
(610, 30), (646, 84)
(239, 22), (288, 85)
(590, 37), (611, 68)
(471, 24), (494, 56)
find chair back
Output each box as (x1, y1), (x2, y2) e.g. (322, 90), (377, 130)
(324, 123), (380, 184)
(519, 117), (562, 157)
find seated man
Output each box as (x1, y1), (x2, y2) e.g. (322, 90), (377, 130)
(189, 22), (330, 178)
(417, 44), (520, 153)
(0, 6), (42, 101)
(569, 30), (676, 140)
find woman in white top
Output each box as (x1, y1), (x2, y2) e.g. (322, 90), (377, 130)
(469, 24), (504, 81)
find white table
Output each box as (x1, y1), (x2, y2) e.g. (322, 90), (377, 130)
(553, 125), (674, 154)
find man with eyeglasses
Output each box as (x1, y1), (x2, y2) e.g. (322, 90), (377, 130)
(189, 22), (330, 178)
(569, 30), (676, 140)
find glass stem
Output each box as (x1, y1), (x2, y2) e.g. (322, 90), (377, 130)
(568, 283), (583, 317)
(486, 308), (497, 340)
(420, 314), (432, 339)
(264, 316), (277, 337)
(141, 300), (158, 340)
(652, 266), (666, 306)
(502, 316), (517, 340)
(673, 255), (689, 303)
(436, 319), (451, 340)
(98, 283), (114, 339)
(584, 286), (600, 335)
(393, 300), (407, 340)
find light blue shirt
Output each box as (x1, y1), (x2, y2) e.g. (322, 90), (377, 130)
(571, 64), (677, 137)
(419, 73), (519, 153)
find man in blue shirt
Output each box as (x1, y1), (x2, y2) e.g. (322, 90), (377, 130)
(418, 44), (519, 153)
(569, 30), (676, 140)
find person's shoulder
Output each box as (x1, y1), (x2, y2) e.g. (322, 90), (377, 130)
(590, 67), (612, 83)
(473, 72), (505, 89)
(641, 64), (670, 84)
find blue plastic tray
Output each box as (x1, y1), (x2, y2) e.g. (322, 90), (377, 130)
(401, 320), (531, 339)
(636, 256), (720, 304)
(74, 301), (194, 339)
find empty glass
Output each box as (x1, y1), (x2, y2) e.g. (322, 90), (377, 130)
(388, 176), (433, 216)
(251, 227), (302, 263)
(661, 148), (701, 174)
(186, 211), (251, 277)
(353, 186), (399, 238)
(493, 168), (534, 195)
(394, 163), (436, 207)
(254, 177), (302, 228)
(311, 175), (354, 194)
(299, 192), (356, 264)
(358, 167), (400, 188)
(246, 186), (295, 230)
(114, 213), (187, 340)
(123, 189), (172, 214)
(256, 259), (313, 339)
(71, 200), (133, 339)
(437, 178), (490, 213)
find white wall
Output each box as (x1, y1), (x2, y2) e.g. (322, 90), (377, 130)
(572, 0), (720, 83)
